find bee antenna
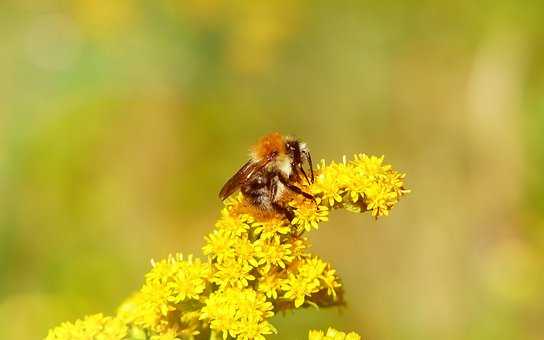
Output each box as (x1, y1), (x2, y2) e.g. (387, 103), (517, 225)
(299, 164), (311, 185)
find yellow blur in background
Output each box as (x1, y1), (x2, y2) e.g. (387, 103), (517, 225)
(1, 1), (544, 339)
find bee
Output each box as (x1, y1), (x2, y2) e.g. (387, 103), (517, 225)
(219, 133), (315, 220)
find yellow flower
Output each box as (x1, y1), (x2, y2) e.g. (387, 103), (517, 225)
(45, 314), (127, 340)
(257, 270), (284, 299)
(200, 288), (275, 339)
(203, 229), (235, 263)
(143, 254), (212, 305)
(119, 254), (210, 336)
(304, 154), (408, 218)
(137, 280), (175, 331)
(311, 159), (350, 206)
(167, 256), (211, 303)
(309, 330), (324, 340)
(364, 185), (398, 217)
(236, 316), (277, 340)
(344, 169), (371, 204)
(290, 200), (329, 232)
(252, 217), (290, 240)
(344, 154), (409, 217)
(235, 289), (275, 321)
(321, 267), (342, 299)
(280, 257), (343, 308)
(146, 258), (178, 284)
(351, 153), (389, 174)
(298, 257), (327, 282)
(309, 327), (361, 340)
(281, 273), (320, 308)
(232, 235), (262, 268)
(290, 236), (311, 259)
(150, 328), (181, 340)
(212, 258), (256, 289)
(255, 236), (294, 273)
(301, 257), (342, 300)
(215, 208), (251, 237)
(199, 289), (237, 337)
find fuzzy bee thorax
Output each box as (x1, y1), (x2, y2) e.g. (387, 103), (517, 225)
(251, 132), (286, 160)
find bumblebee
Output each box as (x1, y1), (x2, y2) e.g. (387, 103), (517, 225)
(219, 133), (315, 219)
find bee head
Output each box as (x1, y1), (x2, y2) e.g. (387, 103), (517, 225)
(285, 140), (299, 160)
(285, 138), (314, 184)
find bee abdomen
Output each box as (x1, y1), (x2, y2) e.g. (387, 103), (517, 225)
(241, 173), (273, 210)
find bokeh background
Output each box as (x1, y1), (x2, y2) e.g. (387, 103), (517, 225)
(1, 1), (544, 339)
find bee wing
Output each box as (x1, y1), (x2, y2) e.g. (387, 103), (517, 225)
(219, 159), (268, 200)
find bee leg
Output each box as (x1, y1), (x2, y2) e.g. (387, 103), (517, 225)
(278, 175), (316, 203)
(306, 151), (314, 183)
(269, 179), (294, 220)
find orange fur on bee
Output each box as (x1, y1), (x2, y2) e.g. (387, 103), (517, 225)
(252, 132), (286, 160)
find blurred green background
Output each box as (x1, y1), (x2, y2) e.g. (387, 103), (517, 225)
(1, 1), (544, 339)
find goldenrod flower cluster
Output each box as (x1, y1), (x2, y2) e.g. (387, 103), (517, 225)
(45, 314), (127, 340)
(311, 154), (408, 217)
(46, 154), (407, 340)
